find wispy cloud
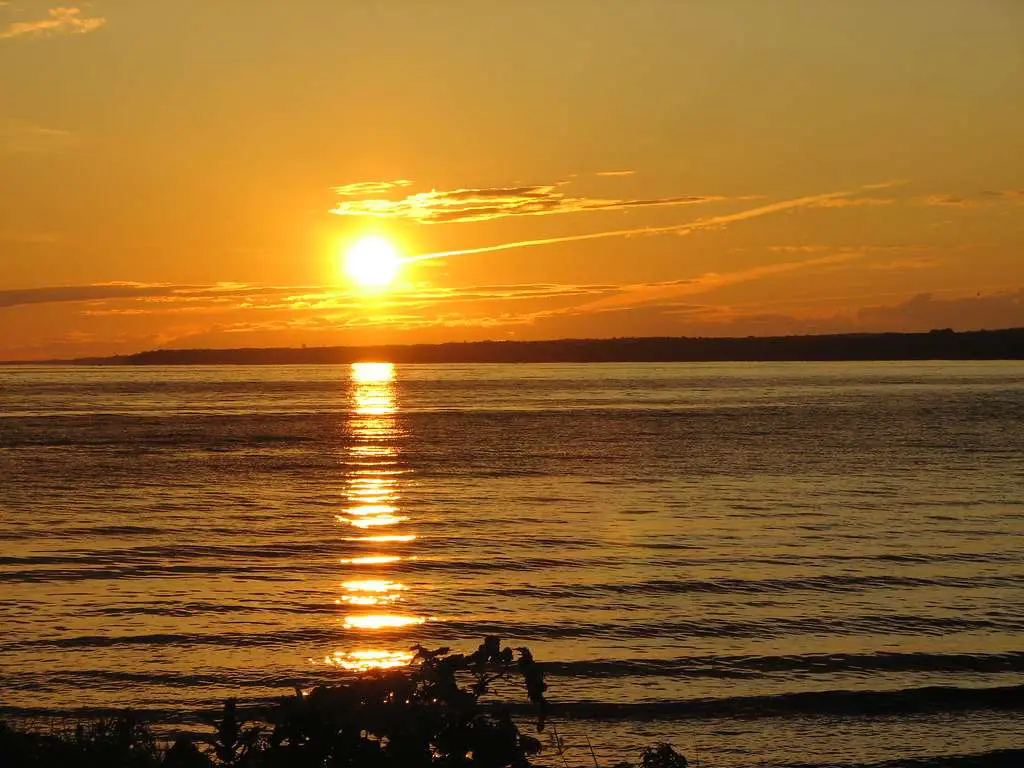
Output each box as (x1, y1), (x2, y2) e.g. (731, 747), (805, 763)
(767, 245), (832, 254)
(854, 290), (1024, 331)
(330, 181), (728, 224)
(915, 190), (1024, 208)
(571, 252), (867, 315)
(595, 169), (634, 177)
(409, 184), (895, 263)
(768, 243), (923, 255)
(916, 194), (980, 208)
(497, 287), (1024, 341)
(0, 283), (174, 309)
(808, 196), (893, 208)
(981, 189), (1024, 203)
(765, 245), (935, 273)
(0, 117), (76, 153)
(333, 179), (413, 197)
(0, 282), (308, 309)
(0, 6), (106, 40)
(863, 257), (941, 271)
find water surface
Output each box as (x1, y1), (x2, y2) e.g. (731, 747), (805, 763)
(1, 362), (1022, 766)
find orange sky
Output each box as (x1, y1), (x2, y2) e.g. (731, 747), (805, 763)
(1, 1), (1022, 360)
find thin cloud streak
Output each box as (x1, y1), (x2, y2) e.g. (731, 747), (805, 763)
(982, 189), (1024, 202)
(408, 185), (890, 263)
(809, 197), (893, 208)
(0, 283), (178, 308)
(914, 190), (1024, 208)
(333, 180), (413, 197)
(916, 194), (980, 208)
(0, 6), (106, 39)
(0, 282), (325, 309)
(550, 252), (868, 316)
(0, 118), (76, 153)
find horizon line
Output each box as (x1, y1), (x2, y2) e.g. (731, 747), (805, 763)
(2, 326), (1022, 365)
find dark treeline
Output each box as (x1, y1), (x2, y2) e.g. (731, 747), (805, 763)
(58, 327), (1024, 366)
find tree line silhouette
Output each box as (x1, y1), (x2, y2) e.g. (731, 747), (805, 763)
(50, 328), (1024, 366)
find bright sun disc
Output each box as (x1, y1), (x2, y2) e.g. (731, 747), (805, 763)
(344, 236), (401, 288)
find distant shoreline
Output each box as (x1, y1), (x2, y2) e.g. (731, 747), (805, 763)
(4, 328), (1022, 366)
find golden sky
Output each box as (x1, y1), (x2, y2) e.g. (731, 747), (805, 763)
(1, 0), (1022, 359)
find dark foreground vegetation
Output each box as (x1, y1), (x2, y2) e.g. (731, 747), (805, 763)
(0, 638), (687, 768)
(42, 327), (1024, 365)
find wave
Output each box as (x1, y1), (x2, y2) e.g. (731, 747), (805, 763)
(536, 684), (1024, 720)
(3, 549), (1020, 583)
(2, 684), (1021, 723)
(3, 653), (1021, 692)
(0, 563), (297, 582)
(0, 628), (340, 651)
(5, 610), (1024, 651)
(0, 541), (341, 566)
(457, 573), (1022, 596)
(543, 651), (1024, 678)
(0, 669), (307, 691)
(438, 613), (1024, 640)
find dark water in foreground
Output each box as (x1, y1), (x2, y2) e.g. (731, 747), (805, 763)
(1, 362), (1022, 767)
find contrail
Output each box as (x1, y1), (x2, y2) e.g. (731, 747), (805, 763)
(405, 184), (893, 263)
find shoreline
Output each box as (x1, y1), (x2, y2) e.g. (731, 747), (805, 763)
(3, 328), (1022, 366)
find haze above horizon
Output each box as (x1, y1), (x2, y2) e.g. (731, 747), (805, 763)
(2, 1), (1022, 360)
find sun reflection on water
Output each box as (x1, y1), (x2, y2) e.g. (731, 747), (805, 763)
(325, 649), (415, 672)
(344, 614), (427, 630)
(346, 534), (417, 543)
(326, 362), (427, 672)
(340, 504), (399, 517)
(348, 515), (409, 528)
(339, 595), (396, 606)
(342, 579), (406, 592)
(341, 555), (402, 565)
(351, 362), (396, 384)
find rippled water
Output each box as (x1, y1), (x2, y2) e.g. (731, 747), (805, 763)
(1, 361), (1022, 767)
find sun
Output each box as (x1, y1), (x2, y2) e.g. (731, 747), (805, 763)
(344, 236), (401, 289)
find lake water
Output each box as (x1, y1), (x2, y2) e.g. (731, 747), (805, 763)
(1, 362), (1022, 767)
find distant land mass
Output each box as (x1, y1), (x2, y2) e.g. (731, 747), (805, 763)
(16, 328), (1023, 365)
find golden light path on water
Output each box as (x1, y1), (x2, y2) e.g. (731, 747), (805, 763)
(324, 362), (425, 672)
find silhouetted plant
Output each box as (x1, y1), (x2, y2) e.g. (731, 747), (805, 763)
(258, 636), (547, 767)
(204, 700), (261, 766)
(75, 716), (162, 768)
(164, 736), (211, 768)
(639, 743), (688, 768)
(0, 715), (164, 768)
(0, 638), (688, 768)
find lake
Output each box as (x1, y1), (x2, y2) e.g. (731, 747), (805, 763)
(1, 361), (1022, 767)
